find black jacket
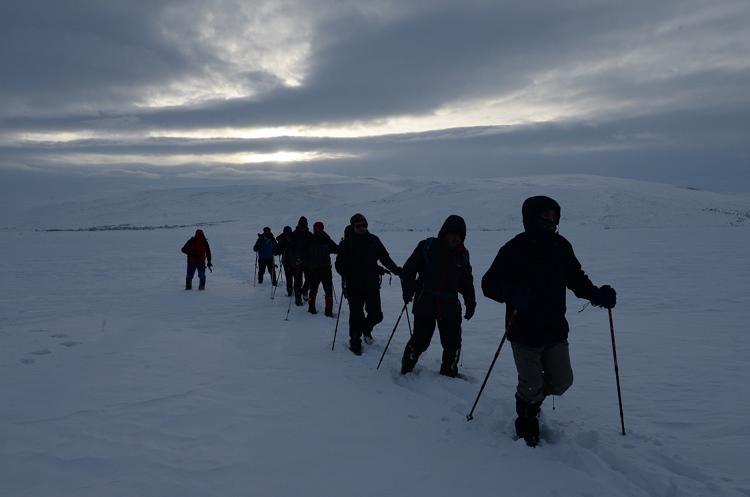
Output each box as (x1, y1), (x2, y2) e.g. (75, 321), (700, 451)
(307, 231), (338, 269)
(401, 216), (476, 318)
(335, 227), (399, 292)
(481, 232), (596, 347)
(288, 228), (314, 267)
(276, 233), (293, 264)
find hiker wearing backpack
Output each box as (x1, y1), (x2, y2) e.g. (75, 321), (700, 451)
(400, 215), (476, 377)
(306, 221), (339, 316)
(181, 229), (213, 290)
(253, 227), (279, 285)
(276, 226), (295, 297)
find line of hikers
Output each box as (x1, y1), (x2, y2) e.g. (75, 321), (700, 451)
(180, 196), (617, 447)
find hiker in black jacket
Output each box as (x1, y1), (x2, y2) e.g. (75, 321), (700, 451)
(289, 216), (313, 306)
(276, 226), (295, 297)
(400, 215), (476, 377)
(481, 196), (616, 447)
(307, 221), (338, 316)
(335, 213), (401, 356)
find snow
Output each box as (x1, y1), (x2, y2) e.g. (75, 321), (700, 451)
(1, 174), (749, 496)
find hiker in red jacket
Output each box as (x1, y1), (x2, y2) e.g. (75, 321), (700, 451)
(181, 229), (213, 290)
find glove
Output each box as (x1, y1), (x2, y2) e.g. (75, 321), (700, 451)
(509, 287), (532, 314)
(591, 285), (616, 309)
(464, 303), (476, 321)
(207, 261), (213, 268)
(403, 290), (414, 304)
(393, 267), (403, 277)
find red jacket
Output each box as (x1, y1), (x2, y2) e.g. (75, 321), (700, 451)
(181, 229), (212, 267)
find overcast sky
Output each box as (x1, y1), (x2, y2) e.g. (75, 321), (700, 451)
(1, 0), (748, 192)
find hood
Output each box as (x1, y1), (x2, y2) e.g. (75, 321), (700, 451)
(297, 216), (308, 230)
(522, 196), (561, 234)
(350, 213), (367, 226)
(194, 229), (205, 240)
(283, 226), (292, 234)
(438, 215), (467, 242)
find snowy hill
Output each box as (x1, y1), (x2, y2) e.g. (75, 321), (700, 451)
(1, 174), (749, 496)
(8, 174), (750, 232)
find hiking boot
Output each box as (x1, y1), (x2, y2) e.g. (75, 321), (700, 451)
(349, 339), (362, 356)
(308, 295), (317, 314)
(515, 397), (541, 447)
(439, 349), (460, 378)
(324, 294), (333, 317)
(295, 291), (303, 306)
(185, 278), (192, 290)
(401, 344), (419, 375)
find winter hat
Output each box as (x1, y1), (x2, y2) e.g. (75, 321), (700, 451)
(438, 215), (467, 242)
(283, 226), (292, 234)
(350, 213), (367, 226)
(263, 226), (271, 233)
(313, 221), (324, 232)
(297, 216), (308, 230)
(522, 196), (561, 234)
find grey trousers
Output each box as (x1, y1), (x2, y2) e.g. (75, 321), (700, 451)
(511, 339), (574, 404)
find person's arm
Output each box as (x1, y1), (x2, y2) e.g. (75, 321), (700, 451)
(253, 237), (261, 252)
(400, 241), (424, 303)
(481, 243), (514, 303)
(181, 240), (191, 255)
(376, 238), (401, 275)
(334, 240), (346, 277)
(460, 251), (477, 317)
(561, 238), (596, 300)
(327, 237), (339, 255)
(205, 240), (212, 265)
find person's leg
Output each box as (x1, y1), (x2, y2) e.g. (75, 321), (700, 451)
(293, 266), (304, 305)
(197, 265), (206, 290)
(307, 268), (321, 314)
(401, 314), (436, 374)
(322, 268), (334, 316)
(363, 290), (383, 338)
(510, 341), (545, 446)
(542, 340), (574, 397)
(186, 263), (196, 289)
(348, 291), (366, 354)
(284, 260), (294, 296)
(437, 316), (463, 377)
(270, 261), (278, 286)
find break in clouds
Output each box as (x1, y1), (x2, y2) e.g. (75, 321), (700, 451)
(0, 0), (749, 190)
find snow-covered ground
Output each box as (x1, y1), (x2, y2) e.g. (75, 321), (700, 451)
(1, 174), (749, 496)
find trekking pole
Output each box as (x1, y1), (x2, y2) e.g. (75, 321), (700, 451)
(284, 294), (293, 321)
(466, 310), (517, 421)
(253, 253), (258, 287)
(331, 291), (345, 351)
(376, 303), (408, 370)
(405, 306), (413, 336)
(278, 256), (285, 285)
(271, 279), (278, 301)
(608, 308), (626, 435)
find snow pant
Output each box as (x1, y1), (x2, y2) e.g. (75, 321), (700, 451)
(293, 265), (308, 301)
(347, 289), (383, 343)
(258, 258), (277, 285)
(511, 339), (573, 404)
(186, 263), (206, 289)
(308, 267), (334, 314)
(282, 259), (294, 295)
(404, 314), (462, 366)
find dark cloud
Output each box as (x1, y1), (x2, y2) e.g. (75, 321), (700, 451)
(3, 0), (748, 131)
(0, 0), (748, 191)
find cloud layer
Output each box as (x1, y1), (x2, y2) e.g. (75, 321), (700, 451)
(1, 0), (748, 190)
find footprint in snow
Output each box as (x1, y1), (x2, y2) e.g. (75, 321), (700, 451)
(60, 341), (81, 348)
(29, 349), (51, 356)
(50, 333), (68, 338)
(20, 358), (35, 365)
